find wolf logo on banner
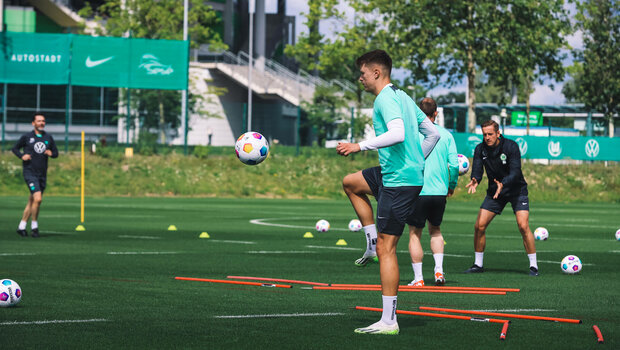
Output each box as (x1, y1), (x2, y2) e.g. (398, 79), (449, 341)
(548, 141), (562, 157)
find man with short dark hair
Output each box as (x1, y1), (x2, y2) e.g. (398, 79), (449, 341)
(464, 120), (538, 275)
(12, 114), (58, 238)
(337, 49), (440, 335)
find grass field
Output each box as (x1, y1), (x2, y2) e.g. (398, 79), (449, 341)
(1, 196), (618, 349)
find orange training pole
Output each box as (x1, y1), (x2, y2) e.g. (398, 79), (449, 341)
(420, 306), (581, 324)
(356, 306), (509, 324)
(175, 277), (292, 288)
(500, 322), (509, 340)
(315, 286), (505, 295)
(330, 284), (519, 292)
(226, 275), (329, 286)
(592, 325), (604, 344)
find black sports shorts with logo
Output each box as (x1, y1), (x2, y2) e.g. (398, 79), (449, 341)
(411, 195), (447, 228)
(481, 194), (529, 214)
(23, 171), (46, 194)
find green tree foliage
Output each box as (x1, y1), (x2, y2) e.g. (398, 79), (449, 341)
(351, 0), (571, 132)
(563, 0), (619, 136)
(79, 0), (226, 145)
(301, 86), (349, 147)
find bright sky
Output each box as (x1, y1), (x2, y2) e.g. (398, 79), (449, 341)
(285, 0), (583, 105)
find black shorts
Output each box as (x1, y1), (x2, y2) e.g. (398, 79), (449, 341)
(362, 166), (382, 199)
(24, 173), (46, 194)
(411, 195), (447, 228)
(481, 194), (529, 215)
(376, 186), (423, 236)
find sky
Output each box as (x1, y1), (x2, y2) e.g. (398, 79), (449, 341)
(285, 0), (583, 105)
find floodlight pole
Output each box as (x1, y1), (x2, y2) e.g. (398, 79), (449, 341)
(182, 0), (189, 155)
(247, 0), (255, 132)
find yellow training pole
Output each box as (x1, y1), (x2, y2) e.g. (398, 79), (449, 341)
(80, 131), (85, 223)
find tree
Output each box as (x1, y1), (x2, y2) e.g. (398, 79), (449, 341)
(564, 0), (619, 137)
(79, 0), (226, 144)
(301, 85), (349, 147)
(351, 0), (571, 132)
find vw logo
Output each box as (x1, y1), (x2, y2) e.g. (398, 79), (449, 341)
(515, 137), (528, 156)
(548, 141), (562, 157)
(585, 139), (599, 158)
(33, 142), (46, 154)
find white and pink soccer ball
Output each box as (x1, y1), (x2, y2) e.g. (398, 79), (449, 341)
(561, 255), (582, 274)
(534, 227), (549, 241)
(615, 229), (620, 241)
(457, 154), (470, 176)
(235, 131), (269, 165)
(0, 279), (22, 307)
(315, 219), (330, 232)
(348, 219), (362, 232)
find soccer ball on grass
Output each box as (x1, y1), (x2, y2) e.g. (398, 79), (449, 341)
(235, 132), (269, 165)
(348, 219), (362, 232)
(316, 219), (330, 232)
(615, 229), (620, 241)
(0, 279), (22, 307)
(560, 255), (582, 274)
(534, 227), (549, 241)
(457, 154), (470, 176)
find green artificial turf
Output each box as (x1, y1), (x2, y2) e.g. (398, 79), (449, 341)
(1, 196), (618, 349)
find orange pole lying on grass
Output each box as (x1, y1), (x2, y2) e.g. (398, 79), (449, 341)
(356, 306), (510, 324)
(592, 325), (604, 344)
(420, 306), (581, 324)
(331, 284), (519, 292)
(500, 322), (510, 340)
(175, 277), (292, 288)
(226, 275), (329, 286)
(314, 286), (505, 295)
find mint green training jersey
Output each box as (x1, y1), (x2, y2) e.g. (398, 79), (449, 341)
(373, 84), (427, 187)
(419, 124), (459, 195)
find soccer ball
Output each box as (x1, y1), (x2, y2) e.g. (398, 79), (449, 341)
(0, 279), (22, 307)
(235, 131), (269, 165)
(561, 255), (582, 274)
(615, 229), (620, 241)
(316, 219), (330, 232)
(457, 154), (470, 176)
(534, 227), (549, 241)
(348, 219), (362, 232)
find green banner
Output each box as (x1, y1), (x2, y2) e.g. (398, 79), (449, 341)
(71, 35), (188, 90)
(511, 111), (543, 126)
(453, 133), (620, 161)
(0, 32), (71, 84)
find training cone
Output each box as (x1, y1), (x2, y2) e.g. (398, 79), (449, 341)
(199, 232), (210, 238)
(303, 232), (314, 238)
(168, 225), (178, 231)
(75, 224), (86, 231)
(336, 239), (348, 246)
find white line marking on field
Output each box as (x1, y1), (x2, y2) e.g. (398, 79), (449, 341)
(473, 309), (556, 313)
(118, 235), (161, 240)
(1, 318), (108, 326)
(497, 250), (558, 253)
(0, 253), (36, 256)
(106, 251), (178, 255)
(538, 259), (595, 266)
(446, 233), (609, 242)
(306, 245), (359, 251)
(247, 251), (317, 254)
(250, 217), (348, 231)
(611, 250), (620, 253)
(209, 240), (257, 245)
(214, 312), (344, 319)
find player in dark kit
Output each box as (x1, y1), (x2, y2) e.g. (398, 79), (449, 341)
(12, 114), (59, 238)
(464, 120), (538, 276)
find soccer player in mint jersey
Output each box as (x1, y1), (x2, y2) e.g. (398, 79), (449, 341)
(407, 98), (459, 287)
(464, 120), (538, 276)
(12, 114), (58, 238)
(337, 50), (440, 335)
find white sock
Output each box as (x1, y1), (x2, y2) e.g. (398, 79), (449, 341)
(412, 262), (423, 282)
(31, 221), (38, 230)
(433, 253), (444, 273)
(363, 224), (377, 255)
(18, 221), (27, 230)
(381, 295), (397, 325)
(528, 253), (538, 269)
(474, 252), (484, 267)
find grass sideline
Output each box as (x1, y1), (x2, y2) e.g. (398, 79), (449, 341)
(1, 148), (619, 202)
(1, 196), (618, 349)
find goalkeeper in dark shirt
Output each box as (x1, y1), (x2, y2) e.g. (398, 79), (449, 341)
(12, 114), (59, 238)
(464, 120), (538, 276)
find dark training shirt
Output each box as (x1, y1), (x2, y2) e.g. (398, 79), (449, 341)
(12, 130), (59, 177)
(471, 136), (528, 197)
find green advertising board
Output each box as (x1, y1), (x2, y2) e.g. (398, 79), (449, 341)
(453, 133), (620, 161)
(511, 111), (543, 126)
(0, 32), (71, 84)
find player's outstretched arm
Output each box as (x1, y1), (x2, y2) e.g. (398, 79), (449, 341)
(336, 142), (361, 156)
(347, 118), (405, 156)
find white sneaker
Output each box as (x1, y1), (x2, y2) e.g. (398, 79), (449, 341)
(354, 253), (377, 267)
(354, 320), (399, 335)
(407, 279), (425, 287)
